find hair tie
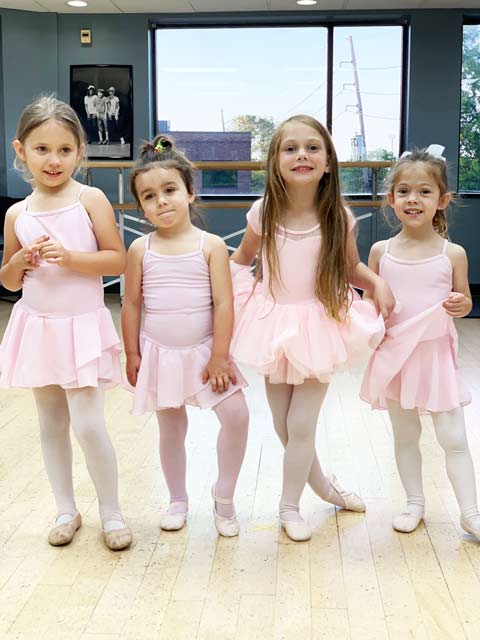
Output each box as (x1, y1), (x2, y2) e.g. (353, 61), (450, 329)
(154, 139), (170, 154)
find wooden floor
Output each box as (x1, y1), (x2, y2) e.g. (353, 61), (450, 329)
(1, 296), (480, 640)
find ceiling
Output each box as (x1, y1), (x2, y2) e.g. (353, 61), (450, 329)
(0, 0), (479, 13)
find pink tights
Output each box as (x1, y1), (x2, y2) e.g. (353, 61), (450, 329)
(155, 390), (249, 518)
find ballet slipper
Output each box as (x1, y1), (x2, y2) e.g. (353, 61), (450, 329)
(211, 485), (239, 537)
(392, 508), (424, 533)
(102, 520), (132, 551)
(48, 512), (82, 546)
(461, 516), (480, 542)
(279, 512), (311, 542)
(159, 512), (188, 531)
(327, 474), (366, 512)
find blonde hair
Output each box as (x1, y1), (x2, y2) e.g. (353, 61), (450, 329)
(130, 134), (204, 227)
(14, 95), (86, 183)
(384, 148), (450, 238)
(258, 114), (351, 321)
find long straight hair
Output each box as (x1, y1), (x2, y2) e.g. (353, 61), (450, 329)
(259, 115), (351, 321)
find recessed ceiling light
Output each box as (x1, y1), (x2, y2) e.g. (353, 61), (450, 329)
(297, 0), (318, 5)
(66, 1), (88, 7)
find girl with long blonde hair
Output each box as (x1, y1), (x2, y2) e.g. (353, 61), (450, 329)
(232, 115), (394, 541)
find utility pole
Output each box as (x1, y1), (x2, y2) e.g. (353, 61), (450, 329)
(348, 35), (369, 192)
(349, 35), (367, 160)
(221, 109), (225, 132)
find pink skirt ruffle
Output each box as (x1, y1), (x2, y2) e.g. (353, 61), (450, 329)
(231, 282), (385, 385)
(0, 300), (123, 389)
(131, 333), (247, 415)
(360, 302), (471, 413)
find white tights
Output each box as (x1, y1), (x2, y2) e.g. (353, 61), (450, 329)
(33, 385), (123, 526)
(155, 390), (249, 518)
(387, 400), (480, 522)
(265, 379), (347, 521)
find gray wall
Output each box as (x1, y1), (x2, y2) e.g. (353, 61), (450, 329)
(0, 8), (479, 280)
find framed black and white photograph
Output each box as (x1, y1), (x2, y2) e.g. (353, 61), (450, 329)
(70, 64), (133, 160)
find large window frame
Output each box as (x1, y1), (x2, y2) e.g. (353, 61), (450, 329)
(149, 15), (408, 196)
(459, 18), (480, 195)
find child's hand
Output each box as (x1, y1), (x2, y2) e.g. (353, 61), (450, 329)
(202, 354), (237, 394)
(373, 279), (396, 320)
(11, 235), (49, 270)
(443, 292), (471, 318)
(37, 239), (72, 267)
(126, 354), (141, 387)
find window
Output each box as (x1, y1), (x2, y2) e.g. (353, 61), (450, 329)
(459, 23), (480, 192)
(202, 170), (238, 190)
(154, 23), (403, 196)
(332, 26), (403, 194)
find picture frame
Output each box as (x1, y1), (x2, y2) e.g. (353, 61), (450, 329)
(70, 64), (133, 160)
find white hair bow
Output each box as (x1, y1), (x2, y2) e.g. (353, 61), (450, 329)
(400, 144), (446, 161)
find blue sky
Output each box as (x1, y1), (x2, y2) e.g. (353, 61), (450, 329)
(156, 26), (402, 160)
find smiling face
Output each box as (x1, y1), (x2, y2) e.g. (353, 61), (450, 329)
(135, 166), (195, 230)
(277, 121), (330, 188)
(387, 162), (451, 231)
(13, 119), (82, 190)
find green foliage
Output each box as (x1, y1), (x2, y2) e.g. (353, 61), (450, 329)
(459, 27), (480, 191)
(229, 114), (275, 161)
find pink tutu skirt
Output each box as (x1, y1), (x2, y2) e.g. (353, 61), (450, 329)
(230, 267), (385, 385)
(131, 333), (247, 415)
(361, 302), (471, 413)
(0, 300), (123, 389)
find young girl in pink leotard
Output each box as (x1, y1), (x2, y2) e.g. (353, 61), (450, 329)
(122, 135), (249, 537)
(231, 115), (394, 541)
(361, 145), (480, 539)
(0, 96), (131, 551)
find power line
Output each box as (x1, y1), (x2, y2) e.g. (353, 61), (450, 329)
(363, 113), (400, 120)
(357, 65), (401, 70)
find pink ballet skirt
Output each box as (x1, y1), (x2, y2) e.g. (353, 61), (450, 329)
(360, 238), (471, 414)
(230, 200), (385, 385)
(131, 231), (246, 415)
(0, 190), (123, 389)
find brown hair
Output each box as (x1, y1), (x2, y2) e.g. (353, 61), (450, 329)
(258, 114), (351, 321)
(130, 134), (204, 227)
(14, 95), (86, 183)
(384, 148), (450, 238)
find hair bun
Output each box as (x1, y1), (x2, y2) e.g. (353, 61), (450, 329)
(152, 135), (173, 154)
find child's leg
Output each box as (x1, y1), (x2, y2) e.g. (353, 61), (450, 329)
(65, 387), (124, 529)
(212, 390), (249, 518)
(33, 386), (77, 520)
(386, 400), (425, 532)
(431, 407), (480, 533)
(155, 407), (189, 516)
(265, 380), (359, 511)
(276, 379), (329, 522)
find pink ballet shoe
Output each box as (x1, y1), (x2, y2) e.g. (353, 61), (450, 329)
(392, 508), (424, 533)
(461, 516), (480, 542)
(159, 511), (188, 531)
(211, 485), (240, 537)
(328, 474), (366, 512)
(48, 512), (82, 546)
(279, 513), (311, 542)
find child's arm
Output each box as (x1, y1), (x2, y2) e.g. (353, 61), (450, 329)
(203, 234), (238, 394)
(444, 243), (473, 318)
(121, 238), (145, 387)
(231, 225), (261, 265)
(35, 187), (127, 276)
(361, 241), (385, 301)
(0, 203), (47, 291)
(347, 233), (395, 319)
